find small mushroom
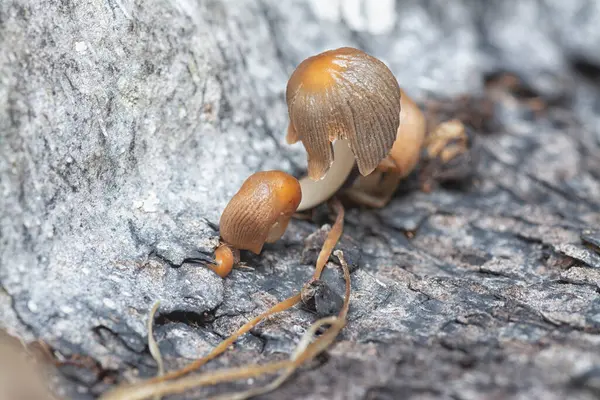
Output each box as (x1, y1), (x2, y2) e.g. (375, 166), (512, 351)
(207, 244), (239, 278)
(377, 88), (427, 178)
(219, 170), (302, 255)
(286, 47), (402, 210)
(419, 119), (476, 192)
(341, 88), (427, 208)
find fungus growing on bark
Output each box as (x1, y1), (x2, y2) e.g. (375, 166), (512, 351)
(342, 88), (427, 208)
(219, 170), (302, 254)
(286, 47), (402, 210)
(199, 171), (301, 278)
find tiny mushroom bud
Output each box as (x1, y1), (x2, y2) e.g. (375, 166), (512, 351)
(219, 171), (302, 254)
(419, 119), (475, 192)
(286, 47), (402, 210)
(424, 119), (469, 163)
(207, 244), (239, 278)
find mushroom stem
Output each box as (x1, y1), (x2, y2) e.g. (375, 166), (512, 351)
(296, 140), (355, 212)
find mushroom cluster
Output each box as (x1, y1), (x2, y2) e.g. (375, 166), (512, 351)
(210, 46), (473, 275)
(101, 46), (479, 400)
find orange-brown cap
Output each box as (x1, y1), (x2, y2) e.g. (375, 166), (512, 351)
(286, 47), (401, 180)
(377, 88), (427, 178)
(219, 171), (302, 254)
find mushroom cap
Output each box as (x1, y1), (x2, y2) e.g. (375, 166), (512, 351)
(286, 47), (401, 180)
(378, 88), (427, 178)
(219, 171), (302, 254)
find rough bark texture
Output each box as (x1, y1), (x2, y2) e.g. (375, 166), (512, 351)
(1, 1), (600, 399)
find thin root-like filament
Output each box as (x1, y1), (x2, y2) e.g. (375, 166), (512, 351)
(100, 251), (352, 400)
(313, 197), (345, 279)
(99, 198), (347, 400)
(147, 293), (301, 383)
(210, 249), (352, 400)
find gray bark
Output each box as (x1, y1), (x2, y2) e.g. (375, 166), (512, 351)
(1, 0), (600, 399)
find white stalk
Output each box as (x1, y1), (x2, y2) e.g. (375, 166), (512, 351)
(297, 139), (355, 211)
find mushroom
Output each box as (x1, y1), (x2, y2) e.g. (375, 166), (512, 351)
(342, 87), (427, 208)
(213, 171), (301, 276)
(206, 244), (239, 278)
(419, 118), (476, 192)
(285, 47), (402, 211)
(377, 88), (427, 178)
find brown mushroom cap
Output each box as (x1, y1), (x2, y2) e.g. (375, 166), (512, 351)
(377, 88), (427, 178)
(219, 171), (302, 254)
(286, 47), (401, 180)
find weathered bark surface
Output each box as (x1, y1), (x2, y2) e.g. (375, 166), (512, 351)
(1, 1), (600, 399)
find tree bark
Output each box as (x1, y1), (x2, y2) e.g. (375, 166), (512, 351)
(1, 1), (600, 399)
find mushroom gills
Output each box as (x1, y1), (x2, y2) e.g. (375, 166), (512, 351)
(382, 88), (428, 177)
(218, 170), (302, 254)
(341, 88), (428, 208)
(265, 215), (292, 243)
(296, 139), (356, 211)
